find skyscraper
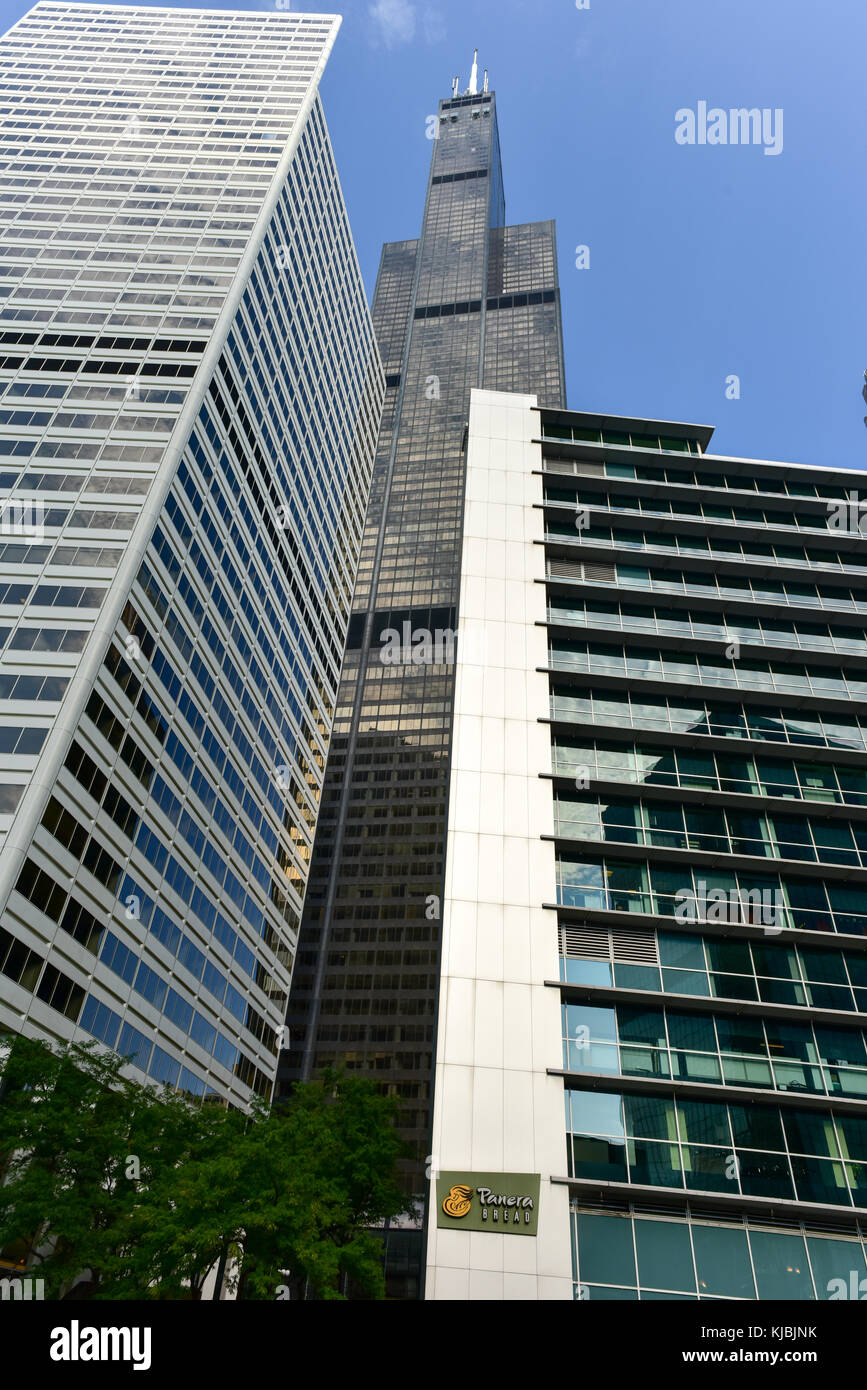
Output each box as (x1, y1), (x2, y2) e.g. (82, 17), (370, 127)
(281, 59), (566, 1256)
(428, 388), (867, 1299)
(0, 2), (382, 1107)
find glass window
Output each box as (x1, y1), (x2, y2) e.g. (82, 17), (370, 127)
(629, 1140), (682, 1187)
(801, 948), (848, 985)
(635, 1219), (694, 1292)
(707, 939), (752, 974)
(837, 1114), (867, 1160)
(717, 1017), (766, 1056)
(814, 1028), (866, 1067)
(572, 1134), (627, 1182)
(677, 1099), (730, 1147)
(624, 1093), (675, 1140)
(564, 958), (612, 987)
(738, 1151), (795, 1200)
(712, 972), (759, 1002)
(728, 1104), (785, 1151)
(791, 1155), (849, 1207)
(683, 1145), (735, 1193)
(667, 1012), (717, 1053)
(664, 969), (711, 997)
(693, 1225), (755, 1299)
(569, 1088), (625, 1138)
(566, 1003), (617, 1044)
(659, 932), (705, 970)
(784, 1110), (840, 1157)
(576, 1213), (636, 1287)
(618, 1006), (666, 1047)
(807, 1236), (867, 1299)
(752, 942), (799, 979)
(614, 962), (662, 991)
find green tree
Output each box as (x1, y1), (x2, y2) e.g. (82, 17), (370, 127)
(0, 1035), (225, 1299)
(0, 1036), (407, 1300)
(133, 1069), (407, 1300)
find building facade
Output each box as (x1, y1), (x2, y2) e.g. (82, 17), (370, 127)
(281, 71), (566, 1269)
(0, 2), (382, 1107)
(427, 387), (867, 1300)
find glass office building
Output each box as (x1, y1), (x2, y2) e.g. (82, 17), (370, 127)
(280, 62), (569, 1195)
(427, 388), (867, 1299)
(280, 60), (566, 1263)
(0, 3), (382, 1106)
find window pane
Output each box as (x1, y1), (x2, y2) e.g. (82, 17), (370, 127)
(784, 1109), (840, 1158)
(807, 1237), (867, 1299)
(693, 1225), (755, 1299)
(576, 1213), (636, 1286)
(629, 1140), (682, 1188)
(570, 1088), (624, 1138)
(624, 1093), (676, 1140)
(635, 1219), (694, 1293)
(677, 1100), (730, 1147)
(749, 1231), (814, 1300)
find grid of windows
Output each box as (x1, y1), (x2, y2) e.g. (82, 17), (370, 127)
(572, 1209), (867, 1300)
(561, 927), (867, 1012)
(550, 638), (867, 702)
(0, 3), (342, 859)
(551, 738), (867, 805)
(556, 854), (867, 936)
(539, 407), (867, 1299)
(0, 4), (381, 1109)
(562, 1000), (867, 1100)
(554, 792), (867, 870)
(567, 1088), (867, 1207)
(549, 685), (867, 752)
(545, 510), (867, 577)
(283, 81), (566, 1211)
(547, 491), (858, 538)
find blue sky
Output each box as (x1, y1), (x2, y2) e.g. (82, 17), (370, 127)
(3, 0), (865, 469)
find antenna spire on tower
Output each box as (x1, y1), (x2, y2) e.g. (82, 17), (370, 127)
(468, 47), (478, 95)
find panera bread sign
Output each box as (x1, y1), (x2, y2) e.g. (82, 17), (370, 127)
(435, 1171), (540, 1235)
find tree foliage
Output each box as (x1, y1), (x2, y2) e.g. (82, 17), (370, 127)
(0, 1035), (407, 1300)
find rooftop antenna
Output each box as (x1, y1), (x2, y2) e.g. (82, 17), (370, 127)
(468, 48), (478, 95)
(483, 69), (488, 94)
(452, 76), (459, 97)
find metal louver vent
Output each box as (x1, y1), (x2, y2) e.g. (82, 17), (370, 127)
(547, 558), (616, 584)
(543, 460), (605, 477)
(559, 925), (608, 959)
(611, 930), (658, 964)
(582, 561), (616, 584)
(548, 557), (584, 579)
(558, 925), (660, 965)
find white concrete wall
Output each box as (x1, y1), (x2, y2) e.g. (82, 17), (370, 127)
(425, 389), (572, 1300)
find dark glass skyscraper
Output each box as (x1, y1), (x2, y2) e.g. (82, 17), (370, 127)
(280, 67), (566, 1223)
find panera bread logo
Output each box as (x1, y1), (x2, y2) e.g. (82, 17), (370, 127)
(442, 1184), (473, 1218)
(436, 1171), (540, 1235)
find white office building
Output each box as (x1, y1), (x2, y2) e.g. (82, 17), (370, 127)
(0, 2), (383, 1105)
